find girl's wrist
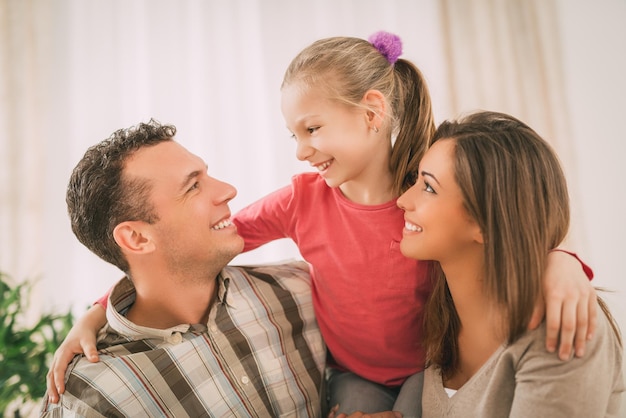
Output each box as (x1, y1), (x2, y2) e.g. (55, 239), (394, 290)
(549, 249), (594, 280)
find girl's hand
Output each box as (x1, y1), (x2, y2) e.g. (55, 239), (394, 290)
(46, 303), (107, 403)
(528, 250), (597, 360)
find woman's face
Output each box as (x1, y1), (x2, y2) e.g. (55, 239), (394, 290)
(397, 139), (482, 263)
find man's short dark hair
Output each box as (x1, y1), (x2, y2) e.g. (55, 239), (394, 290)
(66, 119), (176, 273)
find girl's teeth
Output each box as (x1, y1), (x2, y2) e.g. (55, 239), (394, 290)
(317, 161), (331, 171)
(213, 220), (232, 230)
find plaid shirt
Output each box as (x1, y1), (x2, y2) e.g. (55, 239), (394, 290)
(41, 261), (325, 417)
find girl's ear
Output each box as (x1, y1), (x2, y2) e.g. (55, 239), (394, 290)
(361, 89), (386, 130)
(113, 221), (156, 255)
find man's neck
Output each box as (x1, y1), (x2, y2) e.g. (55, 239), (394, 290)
(125, 271), (220, 329)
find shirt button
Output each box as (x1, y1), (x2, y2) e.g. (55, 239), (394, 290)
(241, 376), (249, 385)
(169, 333), (183, 344)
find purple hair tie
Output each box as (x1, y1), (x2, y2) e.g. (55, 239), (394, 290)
(368, 31), (403, 64)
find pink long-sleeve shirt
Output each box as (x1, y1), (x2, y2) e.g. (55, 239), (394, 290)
(233, 172), (432, 386)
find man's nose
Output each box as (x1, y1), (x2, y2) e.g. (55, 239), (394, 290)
(212, 179), (237, 204)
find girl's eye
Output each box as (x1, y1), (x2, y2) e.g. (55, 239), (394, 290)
(424, 181), (435, 194)
(307, 126), (319, 134)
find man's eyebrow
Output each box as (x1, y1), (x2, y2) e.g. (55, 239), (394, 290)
(421, 170), (440, 186)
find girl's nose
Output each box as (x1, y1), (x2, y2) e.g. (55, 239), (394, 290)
(295, 140), (314, 161)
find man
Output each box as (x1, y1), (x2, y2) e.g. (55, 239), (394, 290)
(40, 120), (325, 417)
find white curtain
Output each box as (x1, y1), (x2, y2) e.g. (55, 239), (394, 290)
(440, 0), (585, 246)
(1, 0), (449, 314)
(2, 5), (625, 399)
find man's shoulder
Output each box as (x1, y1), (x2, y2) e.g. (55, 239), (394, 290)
(225, 260), (312, 291)
(42, 353), (128, 416)
(225, 260), (310, 275)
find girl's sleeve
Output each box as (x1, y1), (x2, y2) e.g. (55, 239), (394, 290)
(94, 287), (113, 308)
(553, 249), (594, 280)
(233, 181), (298, 252)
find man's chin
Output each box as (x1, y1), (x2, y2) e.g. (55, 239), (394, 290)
(224, 236), (245, 264)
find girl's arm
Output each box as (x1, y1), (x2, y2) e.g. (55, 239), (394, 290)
(46, 302), (107, 404)
(529, 250), (596, 361)
(233, 181), (297, 252)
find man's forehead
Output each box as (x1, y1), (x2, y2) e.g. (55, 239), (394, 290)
(123, 141), (205, 181)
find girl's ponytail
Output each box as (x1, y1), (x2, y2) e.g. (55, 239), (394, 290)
(389, 59), (436, 195)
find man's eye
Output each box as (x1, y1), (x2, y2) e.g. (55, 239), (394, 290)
(188, 182), (199, 192)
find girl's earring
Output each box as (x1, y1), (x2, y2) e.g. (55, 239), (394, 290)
(372, 126), (379, 133)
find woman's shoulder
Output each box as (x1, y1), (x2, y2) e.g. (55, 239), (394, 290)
(505, 302), (622, 367)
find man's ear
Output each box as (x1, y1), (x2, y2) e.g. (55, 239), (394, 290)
(113, 221), (155, 254)
(361, 89), (386, 129)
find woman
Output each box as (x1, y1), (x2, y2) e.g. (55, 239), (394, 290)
(396, 111), (623, 417)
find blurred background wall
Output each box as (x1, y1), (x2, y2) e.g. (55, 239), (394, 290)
(1, 0), (624, 412)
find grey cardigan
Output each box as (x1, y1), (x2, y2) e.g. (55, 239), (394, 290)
(422, 303), (624, 417)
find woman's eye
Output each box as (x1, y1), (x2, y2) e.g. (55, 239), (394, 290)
(424, 181), (435, 193)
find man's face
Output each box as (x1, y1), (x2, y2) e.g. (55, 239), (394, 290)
(124, 140), (244, 274)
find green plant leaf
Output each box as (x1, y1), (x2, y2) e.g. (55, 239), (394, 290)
(0, 272), (75, 416)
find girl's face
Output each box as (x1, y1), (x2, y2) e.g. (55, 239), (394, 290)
(281, 82), (389, 190)
(397, 139), (482, 263)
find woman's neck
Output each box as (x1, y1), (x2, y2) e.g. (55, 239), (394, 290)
(441, 255), (506, 390)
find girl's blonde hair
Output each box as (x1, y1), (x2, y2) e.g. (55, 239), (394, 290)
(282, 35), (435, 196)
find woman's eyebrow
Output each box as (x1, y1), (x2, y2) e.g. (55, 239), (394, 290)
(421, 170), (440, 186)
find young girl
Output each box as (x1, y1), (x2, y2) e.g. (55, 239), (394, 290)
(47, 33), (595, 415)
(397, 111), (623, 417)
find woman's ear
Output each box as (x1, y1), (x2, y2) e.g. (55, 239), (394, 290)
(472, 223), (485, 245)
(113, 221), (155, 254)
(361, 89), (386, 130)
